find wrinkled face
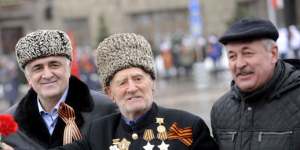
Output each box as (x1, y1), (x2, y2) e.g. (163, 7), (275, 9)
(226, 40), (278, 92)
(24, 56), (71, 101)
(106, 67), (154, 120)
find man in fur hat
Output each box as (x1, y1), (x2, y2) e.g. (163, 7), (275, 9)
(50, 33), (218, 150)
(2, 30), (116, 150)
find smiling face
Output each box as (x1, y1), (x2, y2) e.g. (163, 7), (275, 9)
(106, 67), (154, 120)
(24, 56), (71, 102)
(226, 39), (278, 92)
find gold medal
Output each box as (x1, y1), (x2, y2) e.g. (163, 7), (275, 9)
(112, 138), (120, 145)
(143, 129), (155, 150)
(156, 118), (164, 124)
(156, 117), (168, 141)
(117, 138), (131, 150)
(157, 125), (166, 133)
(110, 139), (120, 150)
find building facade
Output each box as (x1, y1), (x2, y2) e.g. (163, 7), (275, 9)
(0, 0), (299, 55)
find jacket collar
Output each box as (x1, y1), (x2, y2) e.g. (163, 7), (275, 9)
(120, 103), (158, 132)
(232, 59), (300, 102)
(14, 76), (94, 147)
(232, 60), (283, 102)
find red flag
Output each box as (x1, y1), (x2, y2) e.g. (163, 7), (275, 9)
(67, 31), (80, 79)
(271, 0), (284, 10)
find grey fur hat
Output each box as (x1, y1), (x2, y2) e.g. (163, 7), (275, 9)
(15, 30), (72, 70)
(96, 33), (155, 87)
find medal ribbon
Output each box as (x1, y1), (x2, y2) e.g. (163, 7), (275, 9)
(143, 129), (155, 142)
(167, 122), (192, 146)
(58, 102), (82, 145)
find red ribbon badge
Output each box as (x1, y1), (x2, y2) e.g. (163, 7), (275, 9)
(167, 122), (192, 146)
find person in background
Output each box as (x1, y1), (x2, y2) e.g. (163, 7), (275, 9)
(0, 55), (19, 106)
(288, 25), (300, 59)
(211, 18), (300, 150)
(3, 30), (116, 150)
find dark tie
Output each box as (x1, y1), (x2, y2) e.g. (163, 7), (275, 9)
(58, 102), (82, 145)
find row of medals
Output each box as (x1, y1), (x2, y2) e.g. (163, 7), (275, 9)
(109, 117), (170, 150)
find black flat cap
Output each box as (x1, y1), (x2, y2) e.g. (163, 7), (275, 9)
(219, 18), (279, 45)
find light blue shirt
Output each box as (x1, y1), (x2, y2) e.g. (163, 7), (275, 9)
(38, 87), (69, 135)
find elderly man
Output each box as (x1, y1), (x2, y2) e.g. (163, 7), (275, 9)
(211, 18), (300, 150)
(49, 33), (218, 150)
(3, 30), (116, 150)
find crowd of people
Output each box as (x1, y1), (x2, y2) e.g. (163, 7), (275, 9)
(0, 55), (20, 106)
(156, 34), (224, 79)
(277, 25), (300, 59)
(2, 17), (300, 150)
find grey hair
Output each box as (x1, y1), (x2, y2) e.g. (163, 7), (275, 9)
(261, 39), (276, 51)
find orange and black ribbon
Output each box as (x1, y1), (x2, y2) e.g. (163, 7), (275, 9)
(167, 122), (192, 146)
(58, 102), (82, 145)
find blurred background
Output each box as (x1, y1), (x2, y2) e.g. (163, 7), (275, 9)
(0, 0), (299, 127)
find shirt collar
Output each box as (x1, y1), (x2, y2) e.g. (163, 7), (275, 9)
(38, 86), (69, 114)
(121, 106), (152, 126)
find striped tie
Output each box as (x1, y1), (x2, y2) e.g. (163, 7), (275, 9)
(58, 102), (82, 145)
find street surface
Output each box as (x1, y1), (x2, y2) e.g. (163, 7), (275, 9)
(155, 62), (231, 129)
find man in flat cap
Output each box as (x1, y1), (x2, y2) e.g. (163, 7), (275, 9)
(2, 30), (116, 150)
(50, 33), (218, 150)
(211, 18), (300, 150)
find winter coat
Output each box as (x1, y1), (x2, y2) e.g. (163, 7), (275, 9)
(4, 76), (117, 150)
(53, 103), (218, 150)
(211, 59), (300, 150)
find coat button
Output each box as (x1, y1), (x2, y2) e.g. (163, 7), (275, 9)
(132, 133), (138, 140)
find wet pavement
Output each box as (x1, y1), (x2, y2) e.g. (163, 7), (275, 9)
(155, 62), (232, 129)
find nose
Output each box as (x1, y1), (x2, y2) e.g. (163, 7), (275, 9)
(236, 56), (247, 69)
(41, 67), (54, 79)
(126, 79), (138, 93)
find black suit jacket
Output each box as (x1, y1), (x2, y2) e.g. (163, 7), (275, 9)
(55, 103), (218, 150)
(4, 76), (117, 150)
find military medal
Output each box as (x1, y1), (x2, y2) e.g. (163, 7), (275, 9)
(109, 145), (120, 150)
(158, 141), (169, 150)
(109, 139), (120, 150)
(156, 118), (169, 150)
(143, 129), (155, 150)
(112, 139), (120, 145)
(156, 118), (168, 140)
(117, 138), (131, 150)
(156, 118), (166, 133)
(110, 138), (130, 150)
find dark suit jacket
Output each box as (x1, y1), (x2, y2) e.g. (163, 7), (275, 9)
(54, 103), (218, 150)
(4, 76), (117, 150)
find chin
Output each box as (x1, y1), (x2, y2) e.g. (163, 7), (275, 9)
(239, 86), (255, 92)
(127, 105), (147, 112)
(43, 92), (61, 99)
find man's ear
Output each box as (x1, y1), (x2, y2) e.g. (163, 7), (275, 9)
(105, 86), (114, 102)
(152, 80), (155, 92)
(271, 44), (279, 63)
(24, 69), (32, 87)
